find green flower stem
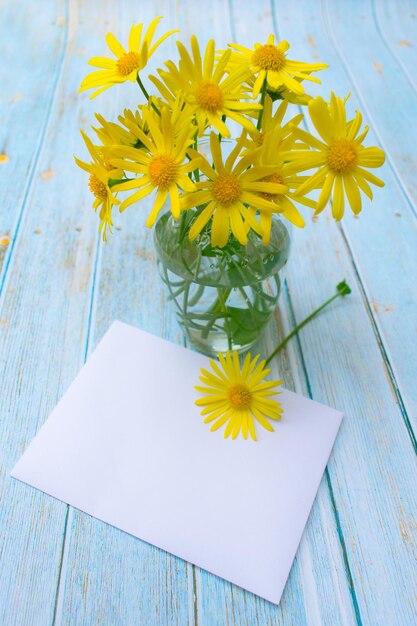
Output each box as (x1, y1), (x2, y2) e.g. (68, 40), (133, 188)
(264, 281), (352, 366)
(200, 288), (232, 340)
(182, 282), (190, 326)
(160, 266), (184, 314)
(136, 74), (160, 116)
(256, 79), (268, 131)
(218, 287), (233, 351)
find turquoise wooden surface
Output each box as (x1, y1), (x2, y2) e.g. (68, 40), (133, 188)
(0, 0), (416, 624)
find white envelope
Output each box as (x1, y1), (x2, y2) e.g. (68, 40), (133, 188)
(11, 321), (342, 605)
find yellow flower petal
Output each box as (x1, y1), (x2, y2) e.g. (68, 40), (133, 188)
(105, 32), (126, 57)
(189, 203), (216, 240)
(120, 185), (153, 213)
(355, 166), (385, 187)
(145, 188), (168, 227)
(332, 175), (345, 220)
(344, 174), (362, 215)
(357, 146), (385, 168)
(195, 350), (283, 441)
(308, 96), (334, 142)
(316, 172), (335, 215)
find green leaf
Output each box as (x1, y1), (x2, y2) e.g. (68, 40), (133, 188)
(336, 280), (352, 296)
(226, 307), (271, 346)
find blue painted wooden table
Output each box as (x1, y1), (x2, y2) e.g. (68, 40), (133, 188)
(1, 1), (416, 624)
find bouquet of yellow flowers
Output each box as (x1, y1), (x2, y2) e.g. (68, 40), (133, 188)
(75, 18), (385, 372)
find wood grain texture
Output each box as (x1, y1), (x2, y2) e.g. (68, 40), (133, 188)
(0, 0), (416, 624)
(0, 0), (67, 284)
(375, 0), (417, 95)
(53, 3), (193, 625)
(0, 0), (125, 624)
(174, 3), (359, 625)
(320, 0), (417, 425)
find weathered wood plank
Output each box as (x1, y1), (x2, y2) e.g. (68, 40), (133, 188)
(272, 0), (417, 435)
(173, 2), (360, 625)
(270, 2), (416, 624)
(0, 0), (67, 282)
(0, 0), (124, 624)
(55, 216), (192, 626)
(53, 2), (193, 625)
(1, 0), (416, 625)
(206, 4), (415, 623)
(48, 1), (356, 624)
(375, 0), (417, 94)
(326, 0), (417, 214)
(43, 1), (417, 623)
(282, 221), (417, 626)
(320, 0), (417, 427)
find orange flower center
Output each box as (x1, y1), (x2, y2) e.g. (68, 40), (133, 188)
(229, 384), (252, 409)
(116, 51), (142, 77)
(260, 172), (285, 201)
(212, 172), (242, 207)
(148, 155), (178, 189)
(88, 174), (108, 199)
(196, 81), (224, 113)
(327, 138), (357, 173)
(252, 45), (286, 72)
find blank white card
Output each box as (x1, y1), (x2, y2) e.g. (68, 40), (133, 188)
(11, 321), (342, 605)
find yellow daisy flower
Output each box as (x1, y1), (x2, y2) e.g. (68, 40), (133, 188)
(180, 132), (288, 247)
(117, 104), (152, 144)
(151, 36), (259, 138)
(228, 34), (327, 98)
(93, 100), (161, 152)
(195, 350), (283, 441)
(245, 124), (321, 244)
(79, 18), (178, 99)
(289, 93), (386, 219)
(242, 95), (303, 156)
(92, 112), (139, 148)
(74, 132), (123, 240)
(109, 103), (201, 227)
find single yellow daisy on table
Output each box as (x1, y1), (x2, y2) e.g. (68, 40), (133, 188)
(74, 132), (123, 240)
(195, 350), (283, 441)
(289, 93), (386, 219)
(109, 103), (201, 227)
(150, 36), (259, 138)
(228, 34), (327, 98)
(79, 18), (178, 98)
(180, 132), (288, 247)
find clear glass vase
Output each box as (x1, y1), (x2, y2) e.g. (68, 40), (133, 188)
(154, 211), (291, 357)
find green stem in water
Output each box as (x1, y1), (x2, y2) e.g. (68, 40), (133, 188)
(256, 79), (268, 131)
(136, 74), (160, 116)
(264, 281), (352, 366)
